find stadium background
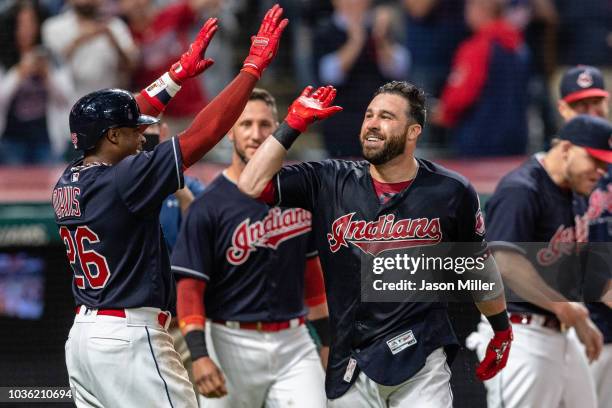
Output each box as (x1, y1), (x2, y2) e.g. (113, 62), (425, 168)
(0, 0), (610, 407)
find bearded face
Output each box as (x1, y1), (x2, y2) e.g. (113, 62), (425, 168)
(361, 123), (409, 165)
(359, 93), (415, 165)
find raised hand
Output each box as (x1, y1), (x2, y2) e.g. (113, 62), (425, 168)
(285, 86), (343, 132)
(169, 18), (218, 84)
(242, 4), (289, 79)
(475, 326), (513, 381)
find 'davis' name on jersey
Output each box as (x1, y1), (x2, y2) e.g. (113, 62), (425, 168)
(226, 207), (312, 265)
(327, 213), (443, 256)
(52, 186), (81, 219)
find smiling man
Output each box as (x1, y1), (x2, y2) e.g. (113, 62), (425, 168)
(237, 81), (511, 407)
(53, 7), (288, 407)
(468, 114), (612, 408)
(171, 89), (330, 407)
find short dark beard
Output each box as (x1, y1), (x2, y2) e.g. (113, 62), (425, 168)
(235, 145), (249, 165)
(361, 129), (407, 165)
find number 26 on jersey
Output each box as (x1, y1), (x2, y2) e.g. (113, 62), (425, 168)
(59, 226), (110, 289)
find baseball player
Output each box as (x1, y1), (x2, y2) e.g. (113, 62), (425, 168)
(141, 119), (206, 394)
(52, 7), (288, 407)
(171, 88), (330, 407)
(557, 65), (612, 408)
(237, 81), (512, 407)
(467, 114), (612, 408)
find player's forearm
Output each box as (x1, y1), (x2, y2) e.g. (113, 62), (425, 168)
(176, 278), (207, 335)
(492, 249), (568, 312)
(238, 133), (287, 198)
(179, 71), (258, 168)
(475, 294), (507, 317)
(307, 302), (329, 321)
(136, 73), (183, 117)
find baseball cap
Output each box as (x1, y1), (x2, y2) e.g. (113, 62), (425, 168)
(560, 66), (609, 103)
(557, 115), (612, 163)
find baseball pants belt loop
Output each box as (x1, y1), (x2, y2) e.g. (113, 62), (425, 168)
(75, 305), (171, 329)
(212, 316), (306, 332)
(509, 312), (565, 332)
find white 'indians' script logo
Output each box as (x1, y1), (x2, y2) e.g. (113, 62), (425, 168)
(327, 213), (443, 256)
(226, 208), (312, 265)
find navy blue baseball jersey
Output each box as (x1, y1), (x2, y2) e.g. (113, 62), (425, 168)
(269, 158), (484, 398)
(486, 154), (587, 316)
(160, 175), (206, 251)
(52, 138), (184, 310)
(579, 167), (612, 343)
(171, 173), (317, 322)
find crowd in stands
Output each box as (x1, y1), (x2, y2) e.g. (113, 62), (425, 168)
(0, 0), (610, 164)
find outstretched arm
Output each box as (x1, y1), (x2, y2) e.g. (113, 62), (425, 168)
(136, 17), (219, 118)
(135, 5), (289, 170)
(178, 4), (288, 168)
(494, 249), (603, 362)
(238, 85), (342, 199)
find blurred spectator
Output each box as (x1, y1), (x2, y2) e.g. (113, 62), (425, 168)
(274, 0), (332, 88)
(556, 0), (612, 68)
(120, 0), (231, 136)
(197, 0), (239, 97)
(402, 0), (467, 97)
(42, 0), (137, 99)
(0, 0), (74, 164)
(401, 0), (466, 148)
(432, 0), (529, 156)
(314, 0), (409, 157)
(506, 0), (559, 150)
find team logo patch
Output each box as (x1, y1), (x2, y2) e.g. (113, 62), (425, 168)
(386, 330), (417, 355)
(71, 172), (80, 182)
(536, 224), (577, 266)
(585, 185), (612, 221)
(475, 209), (485, 236)
(327, 213), (443, 256)
(226, 207), (312, 265)
(252, 36), (269, 47)
(70, 132), (78, 148)
(577, 71), (593, 88)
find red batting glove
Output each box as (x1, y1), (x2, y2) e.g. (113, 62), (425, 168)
(476, 326), (513, 381)
(169, 18), (218, 84)
(285, 86), (343, 132)
(241, 4), (289, 79)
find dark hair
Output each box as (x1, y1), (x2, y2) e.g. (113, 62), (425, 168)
(373, 81), (427, 126)
(0, 0), (47, 69)
(249, 88), (278, 120)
